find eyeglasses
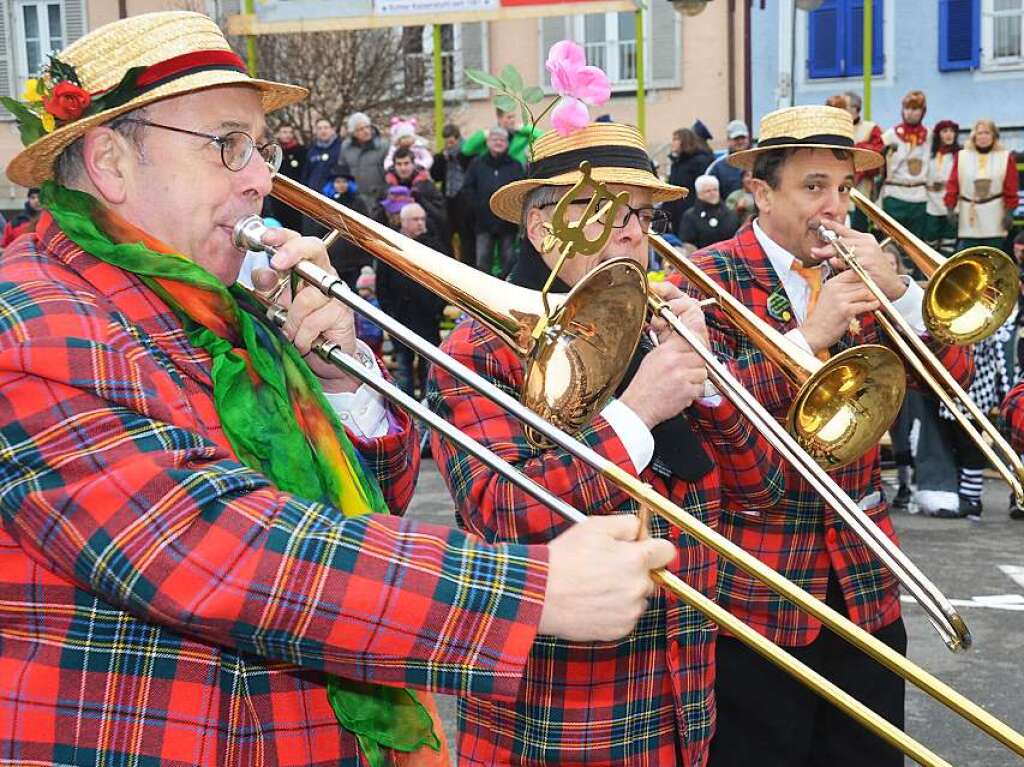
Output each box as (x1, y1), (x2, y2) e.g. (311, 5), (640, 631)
(540, 199), (671, 235)
(118, 118), (283, 173)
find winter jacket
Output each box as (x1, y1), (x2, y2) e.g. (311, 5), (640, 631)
(462, 151), (525, 235)
(269, 140), (307, 232)
(340, 129), (390, 215)
(376, 231), (448, 341)
(663, 150), (715, 232)
(678, 199), (739, 250)
(300, 136), (342, 198)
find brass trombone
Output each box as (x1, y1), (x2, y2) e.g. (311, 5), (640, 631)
(648, 235), (968, 652)
(851, 188), (1018, 346)
(234, 222), (946, 766)
(244, 175), (1024, 763)
(819, 194), (1024, 505)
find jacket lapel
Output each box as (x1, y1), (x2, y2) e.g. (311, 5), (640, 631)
(732, 222), (801, 334)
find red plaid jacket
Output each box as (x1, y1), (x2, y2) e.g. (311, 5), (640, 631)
(687, 223), (973, 646)
(1002, 379), (1024, 452)
(427, 318), (785, 767)
(0, 216), (549, 767)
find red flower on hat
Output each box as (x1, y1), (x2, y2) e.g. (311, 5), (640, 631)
(44, 81), (92, 122)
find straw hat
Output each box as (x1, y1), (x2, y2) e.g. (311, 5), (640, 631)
(6, 11), (307, 187)
(727, 105), (883, 173)
(489, 122), (685, 224)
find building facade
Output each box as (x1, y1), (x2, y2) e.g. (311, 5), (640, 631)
(1, 1), (749, 214)
(751, 0), (1024, 147)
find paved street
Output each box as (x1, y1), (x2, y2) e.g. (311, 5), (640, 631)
(403, 459), (1024, 766)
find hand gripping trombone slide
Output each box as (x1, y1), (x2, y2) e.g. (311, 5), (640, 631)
(233, 185), (1024, 766)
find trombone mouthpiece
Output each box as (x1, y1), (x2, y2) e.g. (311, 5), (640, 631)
(232, 215), (271, 253)
(816, 225), (839, 244)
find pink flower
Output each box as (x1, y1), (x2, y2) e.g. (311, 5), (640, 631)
(550, 97), (590, 136)
(545, 40), (611, 136)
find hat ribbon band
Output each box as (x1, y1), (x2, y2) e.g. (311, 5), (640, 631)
(91, 50), (248, 99)
(756, 134), (855, 149)
(527, 145), (651, 180)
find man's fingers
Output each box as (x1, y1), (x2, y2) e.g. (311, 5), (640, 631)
(641, 537), (677, 572)
(281, 282), (331, 341)
(596, 514), (644, 541)
(291, 300), (346, 355)
(269, 235), (333, 273)
(260, 226), (301, 250)
(650, 280), (684, 301)
(251, 266), (284, 293)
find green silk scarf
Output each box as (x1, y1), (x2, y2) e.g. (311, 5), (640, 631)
(41, 181), (442, 767)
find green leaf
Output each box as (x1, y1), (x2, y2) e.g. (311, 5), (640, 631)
(465, 68), (502, 89)
(89, 66), (146, 114)
(47, 54), (81, 86)
(0, 97), (46, 146)
(493, 94), (518, 113)
(522, 86), (545, 104)
(499, 64), (523, 93)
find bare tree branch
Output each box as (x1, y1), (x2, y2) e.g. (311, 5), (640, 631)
(223, 27), (437, 139)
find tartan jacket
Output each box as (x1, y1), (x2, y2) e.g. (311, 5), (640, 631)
(687, 222), (973, 647)
(1001, 378), (1024, 453)
(0, 215), (550, 767)
(427, 318), (785, 767)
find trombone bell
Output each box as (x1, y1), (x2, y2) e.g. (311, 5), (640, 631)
(523, 259), (647, 440)
(925, 246), (1019, 346)
(790, 346), (907, 468)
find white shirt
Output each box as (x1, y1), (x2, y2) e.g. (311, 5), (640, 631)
(322, 339), (392, 439)
(752, 219), (927, 356)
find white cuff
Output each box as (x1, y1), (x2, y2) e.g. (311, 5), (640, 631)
(698, 379), (722, 407)
(601, 398), (655, 473)
(891, 276), (927, 336)
(785, 328), (815, 355)
(322, 340), (391, 439)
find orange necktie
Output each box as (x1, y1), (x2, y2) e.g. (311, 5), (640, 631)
(790, 262), (830, 361)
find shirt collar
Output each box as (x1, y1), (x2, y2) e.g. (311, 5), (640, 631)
(753, 217), (805, 279)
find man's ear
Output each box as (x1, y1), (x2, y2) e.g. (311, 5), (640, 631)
(80, 127), (133, 205)
(524, 205), (549, 252)
(750, 177), (772, 215)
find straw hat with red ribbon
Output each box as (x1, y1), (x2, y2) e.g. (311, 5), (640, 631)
(4, 11), (306, 187)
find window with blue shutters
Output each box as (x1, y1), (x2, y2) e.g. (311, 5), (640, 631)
(807, 0), (885, 79)
(939, 0), (980, 70)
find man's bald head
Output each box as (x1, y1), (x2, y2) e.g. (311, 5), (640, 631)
(399, 202), (427, 238)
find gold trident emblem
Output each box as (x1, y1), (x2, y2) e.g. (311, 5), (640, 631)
(533, 161), (630, 337)
(542, 161), (630, 261)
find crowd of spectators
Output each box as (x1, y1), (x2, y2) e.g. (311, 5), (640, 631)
(6, 96), (1020, 512)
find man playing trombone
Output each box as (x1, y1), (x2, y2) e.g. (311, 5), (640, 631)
(684, 105), (973, 767)
(0, 14), (678, 767)
(428, 122), (786, 766)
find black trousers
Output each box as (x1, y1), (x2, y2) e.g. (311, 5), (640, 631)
(709, 574), (907, 767)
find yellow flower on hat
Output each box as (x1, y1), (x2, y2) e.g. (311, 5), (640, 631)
(21, 78), (43, 103)
(40, 112), (55, 133)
